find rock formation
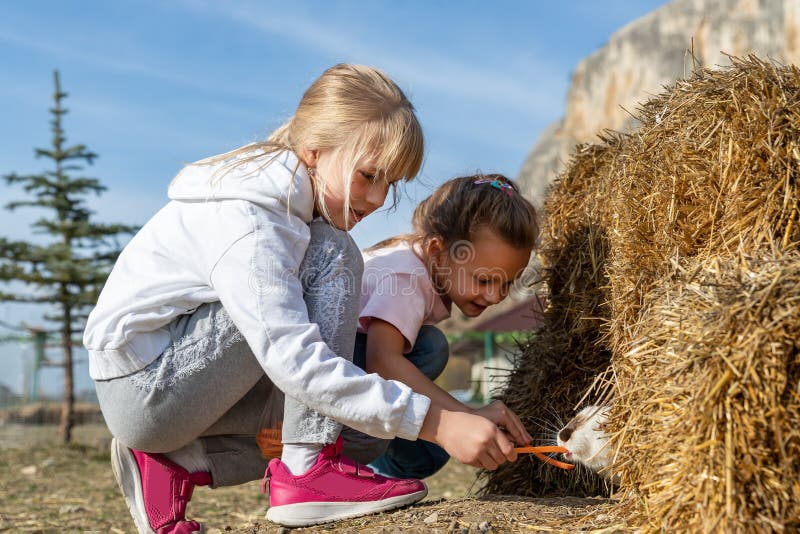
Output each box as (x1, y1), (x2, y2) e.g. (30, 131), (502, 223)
(518, 0), (800, 205)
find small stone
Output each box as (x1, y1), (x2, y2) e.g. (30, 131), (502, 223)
(461, 529), (470, 534)
(478, 521), (491, 532)
(423, 511), (439, 524)
(59, 504), (85, 514)
(276, 528), (290, 534)
(20, 465), (37, 476)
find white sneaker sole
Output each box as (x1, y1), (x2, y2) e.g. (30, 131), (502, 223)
(110, 438), (205, 534)
(265, 487), (428, 527)
(111, 438), (156, 534)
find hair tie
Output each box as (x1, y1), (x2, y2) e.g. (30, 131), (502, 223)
(474, 178), (514, 197)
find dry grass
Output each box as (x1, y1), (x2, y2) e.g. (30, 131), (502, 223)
(0, 424), (622, 533)
(484, 55), (800, 531)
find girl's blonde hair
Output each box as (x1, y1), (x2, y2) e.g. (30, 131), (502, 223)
(370, 173), (538, 253)
(190, 63), (424, 223)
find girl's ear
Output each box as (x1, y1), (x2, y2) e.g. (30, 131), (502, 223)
(425, 236), (446, 266)
(300, 147), (320, 168)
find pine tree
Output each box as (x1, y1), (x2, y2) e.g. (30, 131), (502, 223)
(0, 71), (137, 443)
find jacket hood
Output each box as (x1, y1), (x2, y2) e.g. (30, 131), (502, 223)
(167, 150), (315, 223)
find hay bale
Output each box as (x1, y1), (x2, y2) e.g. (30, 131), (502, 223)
(612, 252), (800, 531)
(479, 146), (617, 497)
(483, 56), (800, 531)
(605, 55), (800, 345)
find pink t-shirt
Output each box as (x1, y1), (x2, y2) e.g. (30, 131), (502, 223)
(358, 243), (451, 352)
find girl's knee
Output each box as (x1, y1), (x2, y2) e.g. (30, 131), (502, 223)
(414, 326), (450, 379)
(419, 326), (449, 353)
(308, 220), (349, 251)
(303, 223), (363, 299)
(308, 221), (363, 273)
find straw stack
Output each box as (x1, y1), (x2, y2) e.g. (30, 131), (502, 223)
(483, 56), (800, 531)
(612, 252), (800, 531)
(479, 140), (620, 498)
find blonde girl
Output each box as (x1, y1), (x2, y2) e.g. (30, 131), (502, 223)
(85, 64), (441, 532)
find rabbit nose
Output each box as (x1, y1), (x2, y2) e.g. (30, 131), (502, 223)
(558, 427), (573, 442)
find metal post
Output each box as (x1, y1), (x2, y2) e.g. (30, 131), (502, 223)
(30, 330), (47, 401)
(483, 331), (494, 400)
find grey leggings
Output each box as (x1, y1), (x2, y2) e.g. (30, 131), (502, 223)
(95, 220), (374, 487)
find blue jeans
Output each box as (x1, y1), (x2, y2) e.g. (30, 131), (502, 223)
(351, 325), (451, 479)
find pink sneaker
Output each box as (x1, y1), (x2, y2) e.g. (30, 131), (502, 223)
(262, 437), (428, 527)
(111, 438), (212, 534)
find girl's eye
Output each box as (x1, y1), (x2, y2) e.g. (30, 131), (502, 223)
(360, 171), (377, 181)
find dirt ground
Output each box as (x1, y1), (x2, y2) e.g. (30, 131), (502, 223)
(0, 424), (626, 533)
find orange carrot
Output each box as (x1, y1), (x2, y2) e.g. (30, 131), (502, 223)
(514, 445), (575, 470)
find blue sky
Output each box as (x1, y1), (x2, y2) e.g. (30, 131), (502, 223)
(0, 0), (668, 396)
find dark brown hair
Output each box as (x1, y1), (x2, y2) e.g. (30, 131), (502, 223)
(370, 173), (538, 253)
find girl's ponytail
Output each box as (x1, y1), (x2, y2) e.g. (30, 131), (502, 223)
(411, 174), (538, 252)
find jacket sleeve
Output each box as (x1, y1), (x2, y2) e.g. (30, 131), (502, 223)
(209, 203), (430, 440)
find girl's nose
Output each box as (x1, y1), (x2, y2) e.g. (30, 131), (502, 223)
(366, 182), (389, 209)
(484, 287), (503, 305)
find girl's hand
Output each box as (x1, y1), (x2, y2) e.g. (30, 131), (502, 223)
(421, 407), (518, 470)
(472, 400), (532, 446)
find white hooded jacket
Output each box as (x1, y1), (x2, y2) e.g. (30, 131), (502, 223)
(83, 150), (430, 441)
